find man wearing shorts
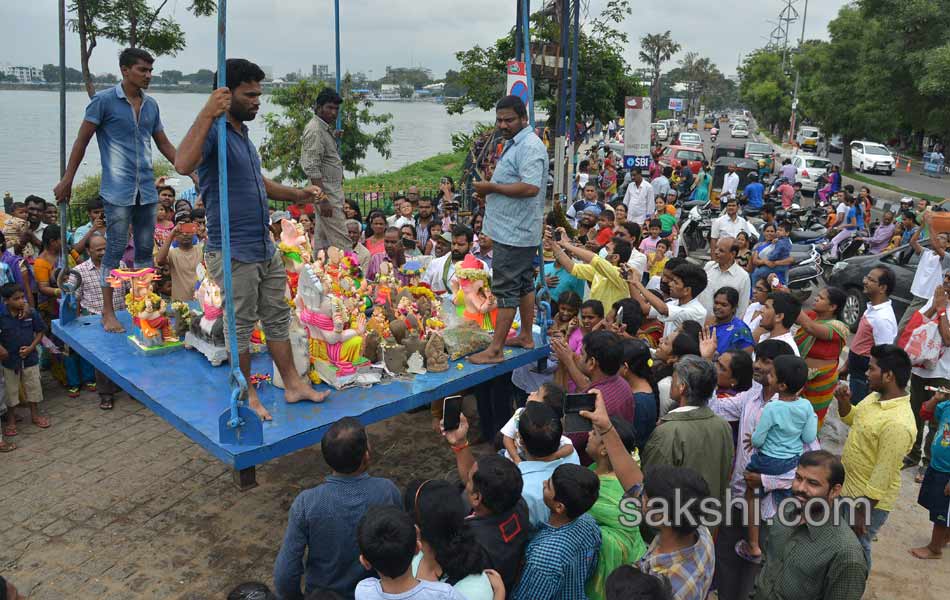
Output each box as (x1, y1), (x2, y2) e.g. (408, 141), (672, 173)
(55, 48), (181, 333)
(175, 58), (327, 420)
(470, 95), (547, 364)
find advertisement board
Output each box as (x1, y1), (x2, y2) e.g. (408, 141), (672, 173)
(623, 96), (652, 170)
(668, 97), (684, 111)
(506, 61), (530, 114)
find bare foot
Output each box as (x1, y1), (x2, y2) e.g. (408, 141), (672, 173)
(909, 546), (943, 559)
(504, 334), (535, 349)
(469, 348), (504, 364)
(284, 377), (330, 404)
(246, 386), (273, 421)
(101, 312), (125, 333)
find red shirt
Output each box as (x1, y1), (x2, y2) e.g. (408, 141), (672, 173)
(595, 226), (614, 247)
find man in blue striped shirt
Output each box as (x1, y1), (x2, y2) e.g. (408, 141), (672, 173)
(470, 95), (547, 365)
(513, 464), (602, 600)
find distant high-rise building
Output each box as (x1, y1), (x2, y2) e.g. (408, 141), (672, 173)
(2, 65), (43, 83)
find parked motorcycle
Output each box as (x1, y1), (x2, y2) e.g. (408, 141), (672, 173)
(786, 246), (824, 303)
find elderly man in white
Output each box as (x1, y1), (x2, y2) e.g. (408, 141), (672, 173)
(623, 169), (655, 225)
(698, 237), (751, 318)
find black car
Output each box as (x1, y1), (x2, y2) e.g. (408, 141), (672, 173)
(825, 242), (926, 330)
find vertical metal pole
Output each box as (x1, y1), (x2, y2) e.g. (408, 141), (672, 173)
(58, 0), (68, 267)
(567, 0), (579, 201)
(790, 0), (808, 144)
(216, 0), (247, 429)
(515, 0), (523, 61)
(334, 0), (342, 139)
(522, 0), (535, 128)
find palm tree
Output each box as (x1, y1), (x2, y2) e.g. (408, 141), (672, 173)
(639, 31), (681, 121)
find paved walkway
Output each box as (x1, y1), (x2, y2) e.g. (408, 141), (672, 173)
(0, 374), (946, 599)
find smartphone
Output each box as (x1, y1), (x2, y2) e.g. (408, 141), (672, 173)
(402, 238), (417, 250)
(180, 223), (197, 234)
(442, 395), (463, 431)
(554, 230), (563, 242)
(563, 393), (596, 433)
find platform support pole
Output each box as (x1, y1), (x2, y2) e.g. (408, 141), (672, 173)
(232, 466), (258, 491)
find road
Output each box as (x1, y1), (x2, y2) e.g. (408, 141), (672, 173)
(820, 147), (950, 200)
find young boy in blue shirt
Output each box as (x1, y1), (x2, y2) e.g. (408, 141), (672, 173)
(911, 390), (950, 559)
(0, 283), (50, 437)
(739, 354), (817, 562)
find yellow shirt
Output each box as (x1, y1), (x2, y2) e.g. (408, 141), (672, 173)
(570, 254), (630, 309)
(840, 393), (917, 511)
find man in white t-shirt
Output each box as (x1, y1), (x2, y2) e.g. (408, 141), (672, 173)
(721, 163), (740, 200)
(899, 219), (950, 331)
(755, 290), (802, 357)
(711, 197), (754, 246)
(628, 261), (708, 337)
(623, 169), (655, 226)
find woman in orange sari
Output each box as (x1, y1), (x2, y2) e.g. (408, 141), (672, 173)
(794, 287), (850, 428)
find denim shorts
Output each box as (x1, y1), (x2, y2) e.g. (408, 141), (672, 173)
(747, 452), (799, 476)
(491, 242), (538, 309)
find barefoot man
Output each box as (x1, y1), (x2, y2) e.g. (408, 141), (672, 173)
(55, 48), (183, 333)
(175, 58), (327, 419)
(469, 95), (547, 364)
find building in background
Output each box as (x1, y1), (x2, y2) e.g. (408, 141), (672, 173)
(2, 65), (44, 83)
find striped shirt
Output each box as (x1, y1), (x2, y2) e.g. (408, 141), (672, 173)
(483, 126), (548, 248)
(512, 513), (601, 600)
(637, 526), (714, 600)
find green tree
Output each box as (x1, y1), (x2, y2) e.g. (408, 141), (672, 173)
(639, 30), (681, 121)
(442, 69), (466, 97)
(739, 49), (793, 137)
(185, 69), (215, 85)
(42, 64), (85, 83)
(69, 0), (217, 98)
(160, 69), (183, 84)
(259, 78), (394, 182)
(398, 85), (414, 99)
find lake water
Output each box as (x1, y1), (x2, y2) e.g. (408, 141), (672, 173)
(0, 89), (494, 200)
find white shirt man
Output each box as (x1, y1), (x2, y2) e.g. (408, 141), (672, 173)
(623, 174), (656, 225)
(711, 211), (753, 241)
(423, 250), (489, 294)
(722, 170), (740, 199)
(910, 247), (950, 300)
(651, 297), (708, 338)
(699, 238), (751, 317)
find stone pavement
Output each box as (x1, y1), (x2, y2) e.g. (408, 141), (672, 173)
(0, 373), (946, 599)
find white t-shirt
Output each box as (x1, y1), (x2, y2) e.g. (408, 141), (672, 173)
(743, 302), (764, 332)
(651, 297), (708, 338)
(500, 406), (574, 457)
(757, 331), (801, 356)
(910, 249), (950, 300)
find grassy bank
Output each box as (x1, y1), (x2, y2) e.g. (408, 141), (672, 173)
(343, 150), (466, 192)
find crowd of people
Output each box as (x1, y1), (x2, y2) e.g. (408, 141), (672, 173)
(2, 46), (949, 600)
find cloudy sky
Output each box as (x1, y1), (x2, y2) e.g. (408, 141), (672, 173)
(3, 0), (849, 79)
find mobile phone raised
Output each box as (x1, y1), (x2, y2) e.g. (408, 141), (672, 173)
(563, 393), (596, 433)
(442, 395), (463, 431)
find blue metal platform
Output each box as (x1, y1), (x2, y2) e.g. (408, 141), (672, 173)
(53, 313), (549, 471)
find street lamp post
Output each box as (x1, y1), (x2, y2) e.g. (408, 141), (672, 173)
(789, 0), (808, 144)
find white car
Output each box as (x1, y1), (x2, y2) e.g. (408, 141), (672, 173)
(652, 122), (669, 141)
(678, 132), (703, 148)
(790, 154), (833, 193)
(731, 126), (749, 138)
(850, 140), (895, 175)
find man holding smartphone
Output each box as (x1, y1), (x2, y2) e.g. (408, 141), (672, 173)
(470, 95), (547, 364)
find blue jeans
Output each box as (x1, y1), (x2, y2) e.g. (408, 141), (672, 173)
(844, 505), (888, 569)
(101, 195), (157, 286)
(847, 352), (870, 405)
(64, 353), (95, 387)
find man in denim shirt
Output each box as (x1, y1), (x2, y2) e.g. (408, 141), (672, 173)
(55, 48), (181, 333)
(470, 95), (547, 364)
(176, 58), (326, 420)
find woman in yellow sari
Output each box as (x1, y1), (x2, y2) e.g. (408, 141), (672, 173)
(794, 287), (850, 429)
(585, 416), (647, 600)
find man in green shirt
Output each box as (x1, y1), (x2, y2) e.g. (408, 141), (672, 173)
(751, 450), (868, 600)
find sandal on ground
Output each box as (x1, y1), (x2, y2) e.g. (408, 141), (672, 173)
(915, 466), (927, 484)
(85, 382), (97, 392)
(2, 424), (16, 437)
(67, 387), (80, 398)
(735, 540), (763, 564)
(31, 415), (50, 429)
(99, 397), (114, 410)
(0, 440), (16, 452)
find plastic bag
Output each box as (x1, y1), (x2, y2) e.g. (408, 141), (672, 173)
(904, 318), (942, 370)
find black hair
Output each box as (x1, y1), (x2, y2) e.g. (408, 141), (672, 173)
(671, 332), (701, 361)
(773, 355), (809, 395)
(655, 238), (671, 251)
(581, 299), (605, 319)
(643, 465), (710, 535)
(539, 381), (567, 416)
(871, 266), (896, 296)
(0, 283), (23, 300)
(41, 224), (61, 250)
(870, 343), (912, 389)
(345, 198), (363, 223)
(87, 196), (104, 211)
(900, 209), (917, 222)
(605, 565), (673, 600)
(472, 454), (524, 515)
(778, 221), (794, 233)
(24, 194), (46, 208)
(722, 351), (754, 392)
(671, 262), (708, 298)
(754, 338), (796, 361)
(227, 582), (276, 600)
(724, 196), (738, 206)
(620, 221), (642, 244)
(191, 207), (206, 220)
(119, 47), (154, 68)
(157, 185), (176, 198)
(612, 238), (633, 264)
(0, 231), (5, 249)
(407, 480), (486, 585)
(714, 286), (740, 310)
(612, 298), (643, 336)
(662, 166), (673, 178)
(602, 210), (615, 222)
(222, 58), (266, 91)
(665, 257), (686, 272)
(649, 219), (662, 230)
(551, 463), (600, 519)
(496, 95), (528, 118)
(583, 330), (624, 376)
(357, 506), (417, 579)
(799, 450), (846, 489)
(767, 291), (802, 328)
(517, 402), (563, 458)
(762, 203), (776, 216)
(452, 224), (474, 244)
(824, 286), (847, 320)
(622, 338), (661, 411)
(557, 290), (582, 310)
(315, 87), (344, 107)
(321, 417), (368, 474)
